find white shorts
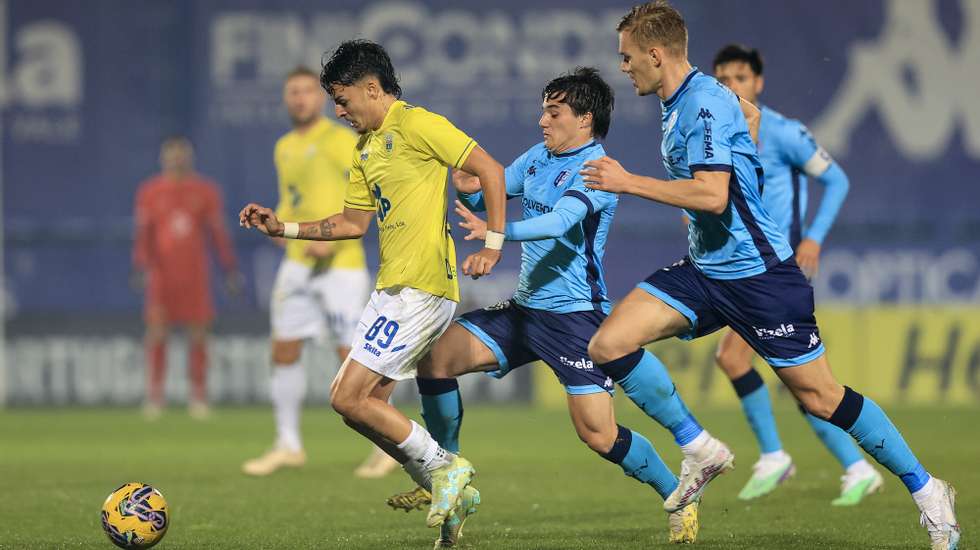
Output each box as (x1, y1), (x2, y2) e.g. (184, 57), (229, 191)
(270, 259), (370, 345)
(348, 287), (457, 381)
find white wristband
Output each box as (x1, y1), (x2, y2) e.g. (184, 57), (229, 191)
(485, 230), (505, 250)
(282, 222), (299, 239)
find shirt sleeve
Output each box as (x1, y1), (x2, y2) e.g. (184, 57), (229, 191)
(561, 163), (617, 215)
(404, 109), (478, 169)
(684, 92), (736, 172)
(457, 149), (529, 212)
(343, 147), (376, 211)
(781, 120), (823, 174)
(504, 195), (590, 242)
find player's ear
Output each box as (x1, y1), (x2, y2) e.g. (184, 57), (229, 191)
(755, 75), (765, 96)
(649, 45), (662, 67)
(579, 112), (593, 131)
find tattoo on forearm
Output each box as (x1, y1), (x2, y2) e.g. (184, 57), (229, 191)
(296, 219), (337, 240)
(319, 220), (335, 239)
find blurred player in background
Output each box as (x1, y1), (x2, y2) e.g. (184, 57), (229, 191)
(132, 136), (240, 420)
(241, 67), (391, 478)
(583, 3), (960, 548)
(240, 40), (507, 530)
(712, 44), (883, 505)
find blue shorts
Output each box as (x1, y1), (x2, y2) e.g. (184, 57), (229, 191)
(456, 301), (614, 395)
(639, 257), (825, 367)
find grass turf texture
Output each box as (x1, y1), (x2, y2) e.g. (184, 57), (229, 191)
(0, 402), (974, 549)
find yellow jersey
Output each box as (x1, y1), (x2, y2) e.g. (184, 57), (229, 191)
(344, 100), (477, 302)
(274, 117), (366, 270)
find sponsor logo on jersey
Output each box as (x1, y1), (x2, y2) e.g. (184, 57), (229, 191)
(753, 324), (796, 339)
(703, 120), (714, 159)
(522, 197), (552, 214)
(362, 342), (382, 357)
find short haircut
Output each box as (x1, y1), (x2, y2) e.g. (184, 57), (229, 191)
(320, 40), (402, 98)
(542, 67), (615, 139)
(713, 44), (764, 75)
(285, 65), (319, 83)
(161, 135), (191, 150)
(617, 1), (688, 57)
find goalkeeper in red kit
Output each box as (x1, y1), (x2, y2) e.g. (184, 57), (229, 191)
(133, 137), (241, 419)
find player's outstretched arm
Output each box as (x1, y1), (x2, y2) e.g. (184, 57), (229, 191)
(458, 146), (506, 279)
(239, 203), (373, 241)
(581, 157), (729, 214)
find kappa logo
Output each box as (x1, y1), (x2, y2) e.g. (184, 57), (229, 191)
(697, 108), (714, 120)
(527, 165), (537, 176)
(553, 170), (571, 187)
(808, 332), (821, 349)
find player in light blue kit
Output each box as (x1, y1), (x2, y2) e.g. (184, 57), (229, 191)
(582, 3), (959, 549)
(710, 44), (884, 504)
(387, 68), (703, 546)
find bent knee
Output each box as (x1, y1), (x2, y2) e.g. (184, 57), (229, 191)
(795, 390), (839, 420)
(329, 388), (359, 419)
(588, 333), (630, 365)
(577, 427), (617, 455)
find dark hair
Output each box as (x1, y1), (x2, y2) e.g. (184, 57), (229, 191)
(285, 65), (319, 83)
(542, 67), (615, 139)
(713, 44), (763, 75)
(320, 40), (402, 98)
(617, 1), (687, 57)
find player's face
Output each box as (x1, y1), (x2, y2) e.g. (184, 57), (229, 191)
(714, 61), (763, 104)
(283, 74), (326, 128)
(539, 96), (590, 153)
(619, 31), (660, 96)
(329, 81), (376, 135)
(160, 141), (193, 173)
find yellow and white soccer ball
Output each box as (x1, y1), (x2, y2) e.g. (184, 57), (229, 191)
(100, 482), (169, 548)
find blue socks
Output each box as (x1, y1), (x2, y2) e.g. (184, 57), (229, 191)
(828, 386), (930, 493)
(600, 425), (679, 499)
(798, 404), (862, 469)
(730, 369), (783, 454)
(598, 349), (703, 445)
(416, 377), (463, 454)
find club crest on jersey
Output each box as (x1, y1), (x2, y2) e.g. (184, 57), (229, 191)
(360, 148), (370, 161)
(384, 133), (394, 152)
(553, 170), (571, 187)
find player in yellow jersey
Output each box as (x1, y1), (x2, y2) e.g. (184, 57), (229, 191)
(239, 40), (506, 534)
(241, 67), (392, 478)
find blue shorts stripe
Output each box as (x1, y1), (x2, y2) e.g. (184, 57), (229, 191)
(565, 384), (611, 395)
(637, 282), (697, 336)
(455, 318), (510, 375)
(765, 343), (826, 367)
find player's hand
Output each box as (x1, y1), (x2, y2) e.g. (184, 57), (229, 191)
(454, 200), (488, 241)
(305, 241), (336, 259)
(224, 271), (245, 296)
(462, 248), (501, 280)
(795, 238), (821, 280)
(451, 169), (482, 195)
(239, 203), (283, 237)
(581, 156), (633, 194)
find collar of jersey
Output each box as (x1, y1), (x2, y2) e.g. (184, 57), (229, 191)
(662, 67), (699, 109)
(549, 139), (599, 159)
(372, 99), (406, 135)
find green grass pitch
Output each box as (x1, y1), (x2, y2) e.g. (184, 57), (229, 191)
(0, 401), (974, 549)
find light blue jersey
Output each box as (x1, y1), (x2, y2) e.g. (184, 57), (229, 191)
(758, 105), (849, 246)
(460, 141), (618, 313)
(661, 69), (792, 279)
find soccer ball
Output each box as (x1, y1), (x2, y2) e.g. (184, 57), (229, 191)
(100, 483), (169, 548)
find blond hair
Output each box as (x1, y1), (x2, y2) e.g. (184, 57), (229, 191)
(617, 1), (688, 57)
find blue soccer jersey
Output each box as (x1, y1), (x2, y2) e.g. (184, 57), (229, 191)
(660, 69), (793, 279)
(757, 105), (845, 247)
(505, 141), (618, 313)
